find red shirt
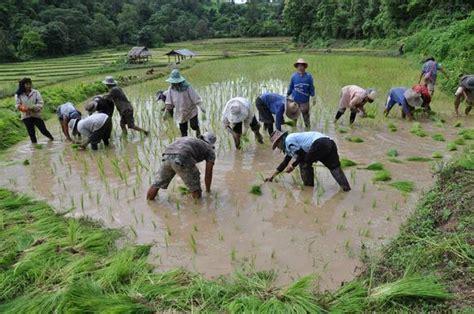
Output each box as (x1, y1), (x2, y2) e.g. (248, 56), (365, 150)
(412, 84), (431, 105)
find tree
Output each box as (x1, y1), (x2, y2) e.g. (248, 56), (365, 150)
(18, 30), (46, 58)
(41, 21), (68, 55)
(117, 4), (139, 45)
(91, 13), (118, 47)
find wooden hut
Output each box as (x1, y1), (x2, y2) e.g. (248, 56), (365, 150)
(127, 47), (152, 64)
(165, 49), (197, 63)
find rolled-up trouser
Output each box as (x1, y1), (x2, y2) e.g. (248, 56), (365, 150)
(152, 154), (201, 192)
(297, 102), (310, 128)
(89, 117), (112, 150)
(256, 97), (275, 135)
(231, 116), (260, 134)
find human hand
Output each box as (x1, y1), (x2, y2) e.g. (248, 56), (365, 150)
(147, 186), (159, 200)
(286, 165), (295, 173)
(264, 176), (274, 182)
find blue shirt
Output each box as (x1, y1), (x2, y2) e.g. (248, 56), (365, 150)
(285, 132), (329, 158)
(287, 72), (315, 103)
(260, 93), (285, 131)
(57, 102), (80, 120)
(421, 61), (441, 82)
(389, 88), (408, 106)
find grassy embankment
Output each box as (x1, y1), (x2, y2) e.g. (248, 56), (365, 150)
(1, 151), (471, 312)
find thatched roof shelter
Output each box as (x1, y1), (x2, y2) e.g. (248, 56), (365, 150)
(127, 47), (152, 63)
(165, 49), (197, 63)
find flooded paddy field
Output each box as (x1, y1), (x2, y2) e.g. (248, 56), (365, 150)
(1, 54), (472, 290)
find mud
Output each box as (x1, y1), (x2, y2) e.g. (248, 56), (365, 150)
(0, 78), (471, 290)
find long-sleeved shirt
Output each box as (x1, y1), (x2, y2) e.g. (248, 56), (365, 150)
(105, 86), (133, 114)
(260, 93), (285, 131)
(386, 88), (412, 114)
(276, 132), (329, 172)
(287, 72), (315, 104)
(421, 61), (442, 82)
(77, 113), (109, 139)
(222, 97), (253, 129)
(165, 85), (202, 124)
(15, 89), (44, 120)
(338, 85), (368, 110)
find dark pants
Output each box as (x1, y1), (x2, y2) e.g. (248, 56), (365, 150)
(22, 117), (54, 143)
(232, 116), (260, 134)
(335, 108), (358, 124)
(179, 115), (200, 137)
(89, 117), (112, 150)
(299, 138), (341, 186)
(256, 97), (275, 136)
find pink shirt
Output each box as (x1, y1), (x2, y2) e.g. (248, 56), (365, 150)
(339, 85), (368, 110)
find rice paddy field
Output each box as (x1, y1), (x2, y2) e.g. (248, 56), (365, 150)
(1, 50), (473, 292)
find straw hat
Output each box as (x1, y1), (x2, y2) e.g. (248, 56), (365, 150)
(403, 89), (423, 107)
(102, 76), (117, 86)
(366, 89), (377, 101)
(294, 58), (308, 68)
(271, 130), (288, 150)
(166, 69), (186, 84)
(200, 132), (217, 145)
(285, 98), (300, 120)
(227, 100), (249, 124)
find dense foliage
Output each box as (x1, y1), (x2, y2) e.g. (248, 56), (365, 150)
(0, 0), (285, 61)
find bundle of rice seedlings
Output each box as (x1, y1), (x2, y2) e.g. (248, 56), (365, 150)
(389, 180), (415, 193)
(454, 138), (465, 145)
(365, 162), (384, 171)
(458, 128), (474, 140)
(346, 136), (364, 143)
(406, 156), (431, 162)
(431, 134), (445, 142)
(387, 122), (397, 132)
(337, 127), (349, 134)
(340, 158), (357, 168)
(177, 186), (190, 195)
(386, 149), (398, 157)
(368, 275), (451, 304)
(454, 121), (462, 127)
(431, 152), (443, 159)
(410, 122), (427, 137)
(22, 159), (30, 166)
(249, 185), (262, 196)
(388, 158), (403, 164)
(372, 170), (391, 182)
(34, 144), (44, 149)
(327, 280), (368, 313)
(447, 142), (457, 151)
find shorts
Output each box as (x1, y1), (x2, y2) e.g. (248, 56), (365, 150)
(120, 108), (135, 127)
(304, 138), (341, 170)
(152, 154), (201, 192)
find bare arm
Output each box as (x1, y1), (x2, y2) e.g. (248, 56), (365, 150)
(61, 119), (72, 141)
(205, 161), (214, 193)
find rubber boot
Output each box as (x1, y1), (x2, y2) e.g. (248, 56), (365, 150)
(330, 167), (351, 191)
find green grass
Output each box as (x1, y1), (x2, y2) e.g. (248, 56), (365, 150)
(431, 134), (445, 142)
(340, 158), (357, 168)
(346, 136), (364, 143)
(372, 169), (392, 182)
(365, 162), (384, 171)
(387, 149), (398, 157)
(406, 156), (431, 162)
(389, 180), (415, 193)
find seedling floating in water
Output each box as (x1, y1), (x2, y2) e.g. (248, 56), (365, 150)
(447, 142), (457, 151)
(249, 184), (262, 196)
(365, 162), (384, 171)
(432, 152), (443, 159)
(337, 127), (349, 134)
(453, 138), (465, 146)
(387, 149), (398, 157)
(458, 128), (474, 140)
(340, 158), (357, 168)
(406, 156), (431, 162)
(372, 169), (391, 182)
(34, 144), (44, 149)
(346, 136), (364, 143)
(454, 121), (462, 127)
(431, 134), (445, 142)
(178, 186), (190, 195)
(387, 122), (397, 132)
(389, 180), (415, 193)
(22, 159), (30, 166)
(410, 122), (427, 137)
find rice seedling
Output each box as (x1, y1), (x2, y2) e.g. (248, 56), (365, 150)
(454, 121), (462, 127)
(410, 122), (427, 137)
(453, 137), (465, 145)
(337, 127), (349, 134)
(431, 133), (445, 142)
(34, 144), (44, 149)
(458, 128), (474, 140)
(406, 156), (431, 162)
(386, 149), (398, 157)
(387, 122), (397, 132)
(431, 152), (443, 159)
(389, 180), (415, 193)
(340, 158), (357, 168)
(447, 142), (457, 151)
(249, 184), (262, 196)
(372, 170), (391, 182)
(189, 234), (197, 254)
(177, 186), (190, 195)
(388, 158), (403, 164)
(365, 162), (384, 171)
(372, 199), (377, 209)
(22, 159), (30, 166)
(346, 136), (364, 143)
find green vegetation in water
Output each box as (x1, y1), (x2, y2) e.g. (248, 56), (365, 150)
(22, 159), (30, 166)
(447, 142), (457, 151)
(387, 149), (398, 157)
(372, 169), (392, 182)
(340, 158), (357, 168)
(177, 186), (190, 195)
(432, 152), (443, 159)
(249, 185), (262, 196)
(406, 156), (431, 162)
(453, 121), (462, 128)
(410, 122), (427, 137)
(389, 180), (415, 193)
(34, 144), (44, 149)
(337, 127), (349, 134)
(388, 158), (403, 164)
(387, 122), (397, 132)
(458, 128), (474, 140)
(346, 136), (364, 143)
(365, 162), (384, 171)
(283, 120), (297, 127)
(431, 134), (445, 142)
(453, 138), (465, 146)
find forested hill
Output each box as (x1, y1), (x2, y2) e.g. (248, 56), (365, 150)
(0, 0), (285, 62)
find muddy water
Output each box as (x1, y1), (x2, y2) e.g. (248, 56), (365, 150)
(0, 78), (471, 290)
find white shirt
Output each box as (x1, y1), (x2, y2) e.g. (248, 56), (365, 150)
(77, 113), (109, 138)
(222, 97), (253, 129)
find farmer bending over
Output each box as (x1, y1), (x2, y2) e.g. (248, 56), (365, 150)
(164, 69), (204, 137)
(383, 86), (428, 120)
(57, 102), (81, 141)
(222, 97), (264, 149)
(265, 130), (351, 191)
(68, 113), (112, 150)
(103, 76), (149, 136)
(147, 132), (216, 200)
(454, 75), (474, 116)
(334, 85), (376, 125)
(256, 93), (300, 136)
(287, 58), (315, 128)
(419, 57), (449, 95)
(85, 95), (115, 117)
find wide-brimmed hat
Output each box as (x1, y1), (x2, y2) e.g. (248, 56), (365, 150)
(404, 89), (423, 107)
(102, 76), (117, 86)
(285, 98), (300, 120)
(271, 130), (288, 150)
(366, 89), (377, 101)
(200, 132), (217, 145)
(166, 69), (186, 84)
(227, 100), (249, 124)
(461, 76), (474, 90)
(294, 58), (308, 68)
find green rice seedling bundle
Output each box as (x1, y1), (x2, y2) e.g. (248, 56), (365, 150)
(389, 180), (415, 193)
(458, 128), (474, 140)
(454, 121), (462, 127)
(337, 127), (349, 134)
(365, 162), (384, 171)
(410, 122), (427, 137)
(387, 122), (397, 132)
(372, 169), (391, 182)
(346, 136), (364, 143)
(447, 142), (457, 151)
(406, 156), (431, 162)
(249, 184), (262, 196)
(177, 186), (190, 195)
(454, 137), (465, 145)
(340, 158), (357, 168)
(431, 134), (445, 142)
(22, 159), (30, 166)
(431, 152), (443, 159)
(388, 158), (403, 164)
(386, 149), (398, 157)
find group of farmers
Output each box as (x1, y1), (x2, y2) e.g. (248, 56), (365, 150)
(14, 57), (473, 200)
